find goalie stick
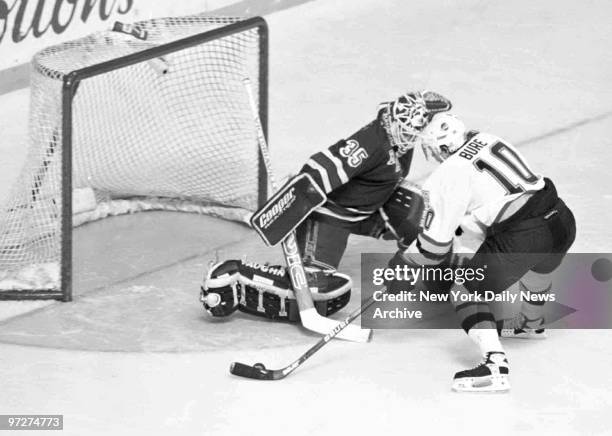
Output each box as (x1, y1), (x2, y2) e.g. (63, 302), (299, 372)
(243, 78), (370, 342)
(230, 292), (378, 380)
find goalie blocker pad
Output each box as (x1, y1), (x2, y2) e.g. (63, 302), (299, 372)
(251, 173), (326, 246)
(200, 259), (351, 322)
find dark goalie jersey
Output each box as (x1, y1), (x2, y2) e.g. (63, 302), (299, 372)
(299, 116), (414, 225)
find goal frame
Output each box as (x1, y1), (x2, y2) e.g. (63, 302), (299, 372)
(0, 16), (268, 302)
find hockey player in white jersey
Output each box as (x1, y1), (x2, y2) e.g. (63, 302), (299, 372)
(389, 113), (575, 392)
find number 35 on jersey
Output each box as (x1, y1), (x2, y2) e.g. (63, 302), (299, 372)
(339, 140), (368, 168)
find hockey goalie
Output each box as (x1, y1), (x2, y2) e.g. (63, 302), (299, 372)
(200, 91), (451, 324)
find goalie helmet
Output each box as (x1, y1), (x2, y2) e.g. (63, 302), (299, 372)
(421, 112), (466, 163)
(382, 92), (429, 155)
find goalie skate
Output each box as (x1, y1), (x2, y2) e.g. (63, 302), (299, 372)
(452, 352), (510, 393)
(499, 313), (547, 339)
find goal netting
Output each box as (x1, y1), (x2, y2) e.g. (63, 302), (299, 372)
(0, 15), (268, 300)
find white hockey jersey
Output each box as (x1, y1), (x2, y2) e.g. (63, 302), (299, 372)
(405, 132), (545, 263)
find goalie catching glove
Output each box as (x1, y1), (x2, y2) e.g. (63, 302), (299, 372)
(200, 260), (351, 322)
(377, 180), (427, 248)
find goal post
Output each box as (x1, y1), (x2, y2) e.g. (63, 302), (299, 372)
(0, 15), (269, 301)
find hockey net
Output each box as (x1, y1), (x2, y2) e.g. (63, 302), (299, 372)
(0, 15), (268, 300)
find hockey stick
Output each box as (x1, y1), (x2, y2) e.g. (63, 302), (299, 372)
(230, 292), (377, 380)
(243, 78), (370, 342)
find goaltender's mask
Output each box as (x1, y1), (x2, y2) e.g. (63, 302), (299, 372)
(381, 92), (429, 156)
(421, 113), (466, 163)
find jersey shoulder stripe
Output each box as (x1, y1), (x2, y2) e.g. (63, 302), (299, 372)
(311, 151), (344, 188)
(301, 119), (390, 194)
(304, 159), (333, 193)
(321, 149), (349, 184)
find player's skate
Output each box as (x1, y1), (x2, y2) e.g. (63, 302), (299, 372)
(499, 312), (547, 339)
(452, 352), (510, 393)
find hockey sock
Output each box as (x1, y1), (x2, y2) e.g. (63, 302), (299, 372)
(518, 280), (551, 323)
(450, 284), (498, 332)
(468, 328), (504, 355)
(450, 284), (503, 353)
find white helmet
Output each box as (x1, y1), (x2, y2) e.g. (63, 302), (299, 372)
(421, 113), (466, 162)
(382, 92), (429, 155)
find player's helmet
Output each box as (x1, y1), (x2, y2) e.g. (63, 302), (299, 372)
(421, 113), (466, 163)
(384, 92), (429, 155)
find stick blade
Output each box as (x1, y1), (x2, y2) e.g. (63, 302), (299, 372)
(230, 362), (276, 380)
(339, 326), (372, 343)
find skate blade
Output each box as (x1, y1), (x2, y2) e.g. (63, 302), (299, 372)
(452, 376), (510, 393)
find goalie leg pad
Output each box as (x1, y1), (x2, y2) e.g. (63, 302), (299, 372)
(201, 260), (351, 322)
(200, 260), (242, 317)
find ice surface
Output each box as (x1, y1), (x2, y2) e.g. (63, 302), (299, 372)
(1, 0), (612, 434)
